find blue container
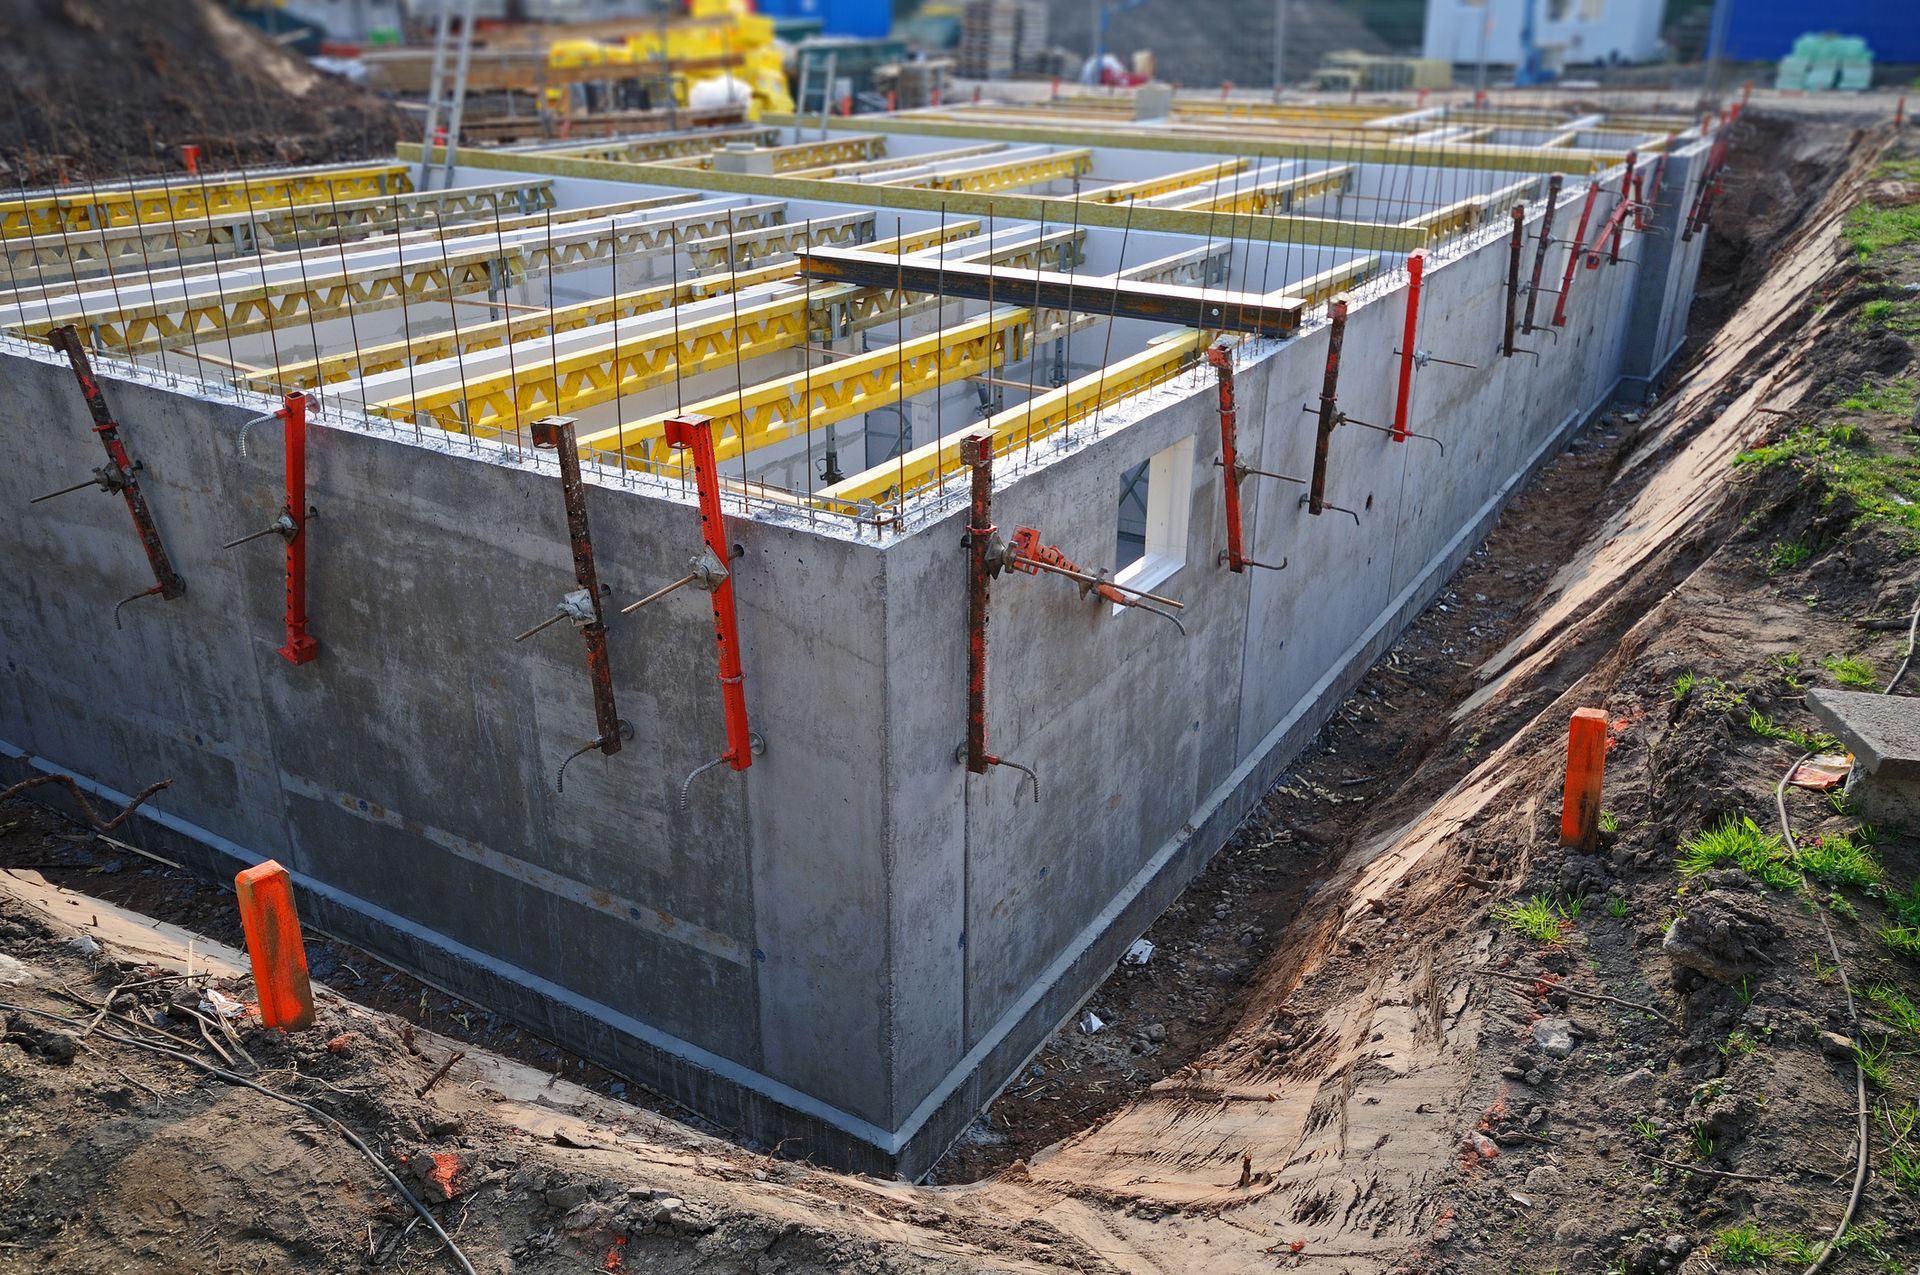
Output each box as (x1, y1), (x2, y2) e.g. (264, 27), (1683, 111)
(1720, 0), (1920, 63)
(756, 0), (892, 40)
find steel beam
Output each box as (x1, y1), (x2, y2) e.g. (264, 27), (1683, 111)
(797, 247), (1305, 337)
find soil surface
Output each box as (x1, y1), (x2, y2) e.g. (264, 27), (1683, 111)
(5, 106), (1919, 1275)
(0, 0), (406, 186)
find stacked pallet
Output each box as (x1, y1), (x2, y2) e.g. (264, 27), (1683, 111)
(957, 0), (1021, 81)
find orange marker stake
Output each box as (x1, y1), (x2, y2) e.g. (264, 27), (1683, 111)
(234, 860), (315, 1030)
(1560, 708), (1608, 850)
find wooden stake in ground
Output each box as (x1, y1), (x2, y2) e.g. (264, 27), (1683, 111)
(1560, 707), (1608, 850)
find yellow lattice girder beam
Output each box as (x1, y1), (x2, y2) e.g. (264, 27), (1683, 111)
(672, 134), (889, 174)
(255, 221), (985, 391)
(1401, 175), (1541, 239)
(546, 128), (780, 163)
(8, 202), (784, 354)
(376, 294), (817, 435)
(0, 163), (414, 240)
(1289, 256), (1378, 306)
(1081, 159), (1253, 205)
(818, 332), (1211, 508)
(576, 307), (1046, 467)
(1169, 165), (1353, 215)
(0, 180), (556, 282)
(783, 143), (1008, 180)
(888, 149), (1094, 195)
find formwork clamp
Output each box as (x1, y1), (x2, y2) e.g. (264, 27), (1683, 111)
(660, 414), (762, 809)
(518, 415), (630, 795)
(1207, 343), (1288, 574)
(223, 391), (319, 665)
(36, 324), (186, 628)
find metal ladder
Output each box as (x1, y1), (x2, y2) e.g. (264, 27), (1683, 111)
(416, 0), (479, 192)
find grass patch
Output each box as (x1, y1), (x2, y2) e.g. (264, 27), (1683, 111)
(1889, 1104), (1920, 1195)
(1839, 377), (1918, 416)
(1823, 653), (1878, 689)
(1673, 670), (1697, 700)
(1600, 809), (1619, 834)
(1712, 1223), (1819, 1265)
(1492, 895), (1578, 945)
(1746, 708), (1841, 753)
(1606, 894), (1629, 919)
(1854, 1038), (1894, 1089)
(1767, 538), (1813, 574)
(1676, 816), (1798, 890)
(1735, 412), (1920, 544)
(1866, 982), (1920, 1036)
(1718, 1029), (1758, 1059)
(1881, 923), (1920, 959)
(1793, 830), (1884, 887)
(1631, 1115), (1659, 1142)
(1844, 202), (1920, 263)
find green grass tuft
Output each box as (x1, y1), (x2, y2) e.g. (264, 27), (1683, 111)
(1844, 202), (1920, 262)
(1676, 816), (1798, 890)
(1865, 982), (1920, 1036)
(1746, 708), (1841, 753)
(1672, 670), (1697, 700)
(1767, 538), (1813, 574)
(1492, 895), (1577, 945)
(1713, 1223), (1820, 1265)
(1881, 923), (1920, 959)
(1793, 830), (1883, 887)
(1823, 653), (1878, 689)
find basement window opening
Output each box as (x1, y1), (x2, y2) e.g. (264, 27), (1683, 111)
(1112, 437), (1193, 612)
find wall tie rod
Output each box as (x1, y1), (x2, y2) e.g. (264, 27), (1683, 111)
(38, 324), (186, 626)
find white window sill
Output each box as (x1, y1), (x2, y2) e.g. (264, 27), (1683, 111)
(1111, 552), (1182, 615)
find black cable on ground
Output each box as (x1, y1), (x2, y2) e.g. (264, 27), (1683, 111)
(0, 1000), (477, 1275)
(1775, 590), (1918, 1273)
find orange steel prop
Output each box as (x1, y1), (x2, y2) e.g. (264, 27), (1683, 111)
(276, 392), (319, 665)
(1560, 707), (1609, 850)
(1551, 182), (1600, 327)
(1209, 345), (1250, 570)
(1392, 251), (1424, 437)
(234, 860), (315, 1031)
(665, 415), (753, 771)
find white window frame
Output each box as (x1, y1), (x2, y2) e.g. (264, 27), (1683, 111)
(1112, 436), (1194, 613)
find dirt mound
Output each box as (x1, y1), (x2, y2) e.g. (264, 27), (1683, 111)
(0, 0), (406, 187)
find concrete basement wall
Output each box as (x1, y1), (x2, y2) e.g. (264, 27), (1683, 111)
(873, 140), (1710, 1176)
(0, 354), (916, 1165)
(0, 140), (1709, 1178)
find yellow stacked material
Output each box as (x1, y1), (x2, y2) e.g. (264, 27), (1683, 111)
(618, 0), (791, 119)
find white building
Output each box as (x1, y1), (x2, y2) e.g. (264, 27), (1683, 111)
(1422, 0), (1666, 70)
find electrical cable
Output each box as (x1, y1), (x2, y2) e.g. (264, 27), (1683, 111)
(1779, 589), (1918, 1273)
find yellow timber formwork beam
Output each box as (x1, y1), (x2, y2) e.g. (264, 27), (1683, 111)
(1166, 165), (1353, 215)
(1401, 175), (1543, 241)
(256, 220), (981, 392)
(887, 148), (1095, 195)
(677, 211), (877, 274)
(818, 331), (1212, 509)
(6, 202), (785, 354)
(0, 163), (414, 240)
(576, 305), (1049, 469)
(1080, 159), (1253, 205)
(404, 140), (1429, 253)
